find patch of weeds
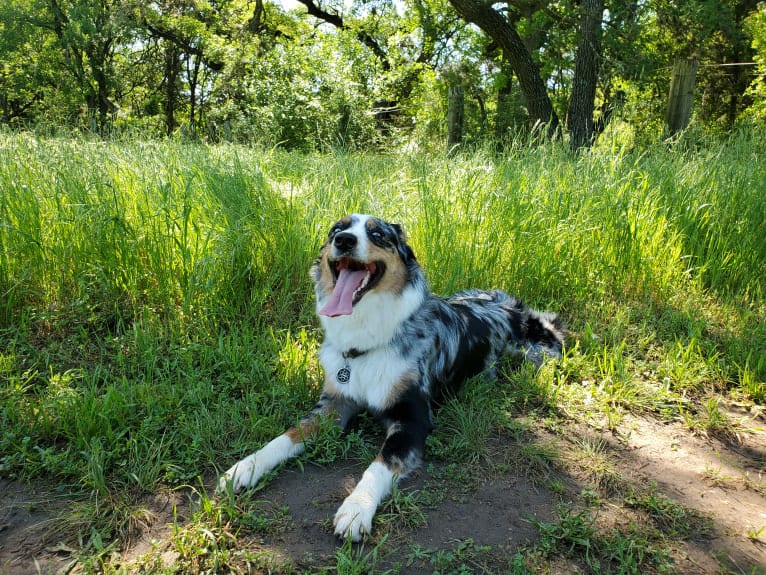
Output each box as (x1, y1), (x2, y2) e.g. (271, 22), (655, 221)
(506, 547), (580, 574)
(551, 335), (694, 428)
(741, 471), (766, 496)
(625, 486), (713, 540)
(601, 525), (672, 575)
(406, 539), (493, 575)
(746, 525), (765, 543)
(712, 549), (766, 575)
(501, 360), (558, 414)
(581, 487), (602, 507)
(506, 437), (560, 483)
(701, 460), (766, 496)
(43, 487), (158, 566)
(375, 484), (427, 536)
(568, 436), (628, 497)
(682, 396), (744, 441)
(507, 550), (534, 574)
(127, 485), (295, 574)
(553, 340), (639, 428)
(659, 338), (725, 394)
(329, 536), (394, 575)
(535, 506), (598, 561)
(170, 520), (238, 573)
(533, 505), (674, 575)
(211, 478), (294, 536)
(241, 503), (292, 534)
(737, 360), (766, 404)
(700, 463), (737, 489)
(300, 415), (378, 467)
(428, 379), (503, 466)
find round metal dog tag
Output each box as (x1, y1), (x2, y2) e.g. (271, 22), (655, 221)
(336, 367), (351, 383)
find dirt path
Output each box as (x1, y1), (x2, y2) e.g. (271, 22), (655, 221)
(1, 412), (764, 574)
(615, 413), (766, 573)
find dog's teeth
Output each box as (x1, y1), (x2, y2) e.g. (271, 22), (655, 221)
(353, 271), (371, 298)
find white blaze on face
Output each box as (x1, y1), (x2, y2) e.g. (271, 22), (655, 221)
(319, 214), (376, 318)
(342, 214), (372, 259)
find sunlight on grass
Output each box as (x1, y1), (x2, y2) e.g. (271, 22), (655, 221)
(1, 131), (765, 572)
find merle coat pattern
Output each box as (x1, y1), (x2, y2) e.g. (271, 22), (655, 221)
(219, 214), (565, 541)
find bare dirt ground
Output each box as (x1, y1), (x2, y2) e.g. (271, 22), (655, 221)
(2, 408), (765, 574)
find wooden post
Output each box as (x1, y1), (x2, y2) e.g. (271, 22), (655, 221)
(447, 85), (465, 148)
(665, 58), (698, 137)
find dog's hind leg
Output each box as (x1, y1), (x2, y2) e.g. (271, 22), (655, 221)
(333, 385), (432, 541)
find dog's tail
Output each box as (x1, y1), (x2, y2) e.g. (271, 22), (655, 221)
(502, 294), (566, 367)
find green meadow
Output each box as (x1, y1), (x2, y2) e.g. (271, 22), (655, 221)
(0, 131), (764, 573)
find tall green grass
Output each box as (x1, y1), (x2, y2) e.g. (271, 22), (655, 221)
(0, 130), (764, 548)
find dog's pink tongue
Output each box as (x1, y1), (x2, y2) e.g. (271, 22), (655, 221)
(319, 268), (368, 317)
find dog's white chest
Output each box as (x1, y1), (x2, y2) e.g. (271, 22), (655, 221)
(320, 346), (410, 411)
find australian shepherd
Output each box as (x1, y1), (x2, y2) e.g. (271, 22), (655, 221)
(219, 214), (565, 541)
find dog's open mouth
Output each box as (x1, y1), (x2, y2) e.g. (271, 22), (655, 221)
(319, 258), (385, 317)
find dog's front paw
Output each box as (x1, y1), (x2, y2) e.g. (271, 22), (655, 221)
(217, 453), (263, 494)
(333, 495), (375, 541)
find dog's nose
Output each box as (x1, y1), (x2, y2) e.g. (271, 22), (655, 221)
(333, 232), (357, 252)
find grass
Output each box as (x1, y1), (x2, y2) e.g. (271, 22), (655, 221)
(0, 129), (765, 573)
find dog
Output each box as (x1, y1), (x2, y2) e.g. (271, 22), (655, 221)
(218, 214), (565, 541)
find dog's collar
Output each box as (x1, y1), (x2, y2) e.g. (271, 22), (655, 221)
(336, 348), (367, 384)
(342, 348), (367, 359)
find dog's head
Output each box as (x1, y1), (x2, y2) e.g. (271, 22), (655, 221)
(311, 214), (418, 317)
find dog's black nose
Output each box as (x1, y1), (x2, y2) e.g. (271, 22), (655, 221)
(333, 232), (357, 252)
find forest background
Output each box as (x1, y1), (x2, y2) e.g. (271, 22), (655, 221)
(2, 0), (766, 149)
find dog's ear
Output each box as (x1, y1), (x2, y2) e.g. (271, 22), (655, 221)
(391, 223), (417, 263)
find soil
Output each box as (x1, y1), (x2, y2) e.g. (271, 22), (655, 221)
(1, 408), (765, 574)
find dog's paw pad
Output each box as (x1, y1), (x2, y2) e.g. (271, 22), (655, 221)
(333, 497), (374, 541)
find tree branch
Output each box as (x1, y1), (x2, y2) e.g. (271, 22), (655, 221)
(293, 0), (390, 70)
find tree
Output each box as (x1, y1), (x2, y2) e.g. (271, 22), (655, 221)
(2, 0), (763, 143)
(567, 0), (605, 149)
(132, 0), (228, 137)
(41, 0), (129, 131)
(0, 1), (51, 125)
(742, 2), (766, 123)
(447, 0), (560, 136)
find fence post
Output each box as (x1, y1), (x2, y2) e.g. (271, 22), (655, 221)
(665, 57), (699, 137)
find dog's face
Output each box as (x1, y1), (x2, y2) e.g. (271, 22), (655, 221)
(312, 214), (416, 317)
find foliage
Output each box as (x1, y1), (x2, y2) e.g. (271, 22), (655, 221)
(0, 0), (764, 145)
(743, 3), (766, 124)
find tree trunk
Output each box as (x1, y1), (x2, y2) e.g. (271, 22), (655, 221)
(447, 85), (465, 147)
(92, 58), (116, 133)
(495, 76), (513, 144)
(164, 43), (180, 136)
(665, 58), (698, 137)
(447, 0), (559, 136)
(567, 0), (604, 150)
(188, 54), (201, 139)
